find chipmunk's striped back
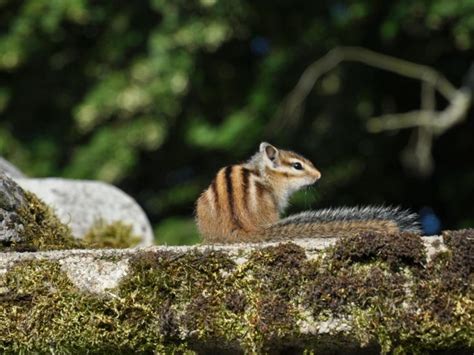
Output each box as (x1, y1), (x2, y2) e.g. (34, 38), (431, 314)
(196, 164), (280, 243)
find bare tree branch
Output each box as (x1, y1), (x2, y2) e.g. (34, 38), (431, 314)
(406, 81), (436, 175)
(367, 89), (471, 134)
(272, 46), (472, 177)
(272, 46), (459, 129)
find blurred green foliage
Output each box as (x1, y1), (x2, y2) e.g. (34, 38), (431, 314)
(0, 0), (473, 244)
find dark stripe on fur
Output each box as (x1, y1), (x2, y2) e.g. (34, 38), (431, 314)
(225, 166), (243, 229)
(276, 206), (420, 233)
(255, 181), (265, 199)
(250, 169), (260, 178)
(241, 168), (250, 210)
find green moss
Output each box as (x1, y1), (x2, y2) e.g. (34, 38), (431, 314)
(302, 232), (473, 354)
(332, 232), (426, 269)
(441, 229), (474, 290)
(224, 289), (247, 314)
(0, 260), (119, 352)
(0, 237), (472, 353)
(82, 220), (142, 248)
(305, 263), (406, 315)
(7, 191), (80, 251)
(123, 249), (244, 350)
(343, 232), (473, 354)
(0, 259), (196, 353)
(2, 191), (146, 251)
(248, 242), (307, 300)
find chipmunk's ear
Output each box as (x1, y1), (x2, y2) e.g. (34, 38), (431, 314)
(260, 142), (279, 162)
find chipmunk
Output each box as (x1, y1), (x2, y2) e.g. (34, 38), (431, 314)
(195, 142), (420, 243)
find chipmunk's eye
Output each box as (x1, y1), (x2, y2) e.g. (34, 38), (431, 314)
(292, 162), (303, 170)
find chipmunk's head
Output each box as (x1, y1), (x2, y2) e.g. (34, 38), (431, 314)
(258, 142), (321, 196)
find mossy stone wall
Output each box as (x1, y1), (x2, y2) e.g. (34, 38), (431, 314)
(0, 231), (472, 354)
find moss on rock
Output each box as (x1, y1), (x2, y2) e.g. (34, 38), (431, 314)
(332, 232), (426, 269)
(441, 229), (474, 290)
(82, 220), (142, 248)
(10, 191), (80, 251)
(0, 234), (472, 353)
(3, 190), (145, 251)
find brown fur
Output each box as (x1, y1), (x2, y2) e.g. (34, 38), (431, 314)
(196, 164), (280, 243)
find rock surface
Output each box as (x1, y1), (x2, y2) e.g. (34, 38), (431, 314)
(0, 157), (25, 179)
(16, 178), (154, 246)
(0, 236), (447, 290)
(0, 173), (27, 244)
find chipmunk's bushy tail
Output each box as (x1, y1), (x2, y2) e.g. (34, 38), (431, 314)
(278, 206), (420, 232)
(261, 206), (420, 240)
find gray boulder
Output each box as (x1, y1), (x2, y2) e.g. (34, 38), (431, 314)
(16, 178), (154, 246)
(0, 173), (27, 244)
(0, 157), (25, 178)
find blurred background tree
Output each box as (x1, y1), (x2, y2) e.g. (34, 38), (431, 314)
(0, 0), (473, 244)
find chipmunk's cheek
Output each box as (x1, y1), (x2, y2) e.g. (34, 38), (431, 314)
(304, 177), (317, 186)
(313, 171), (321, 182)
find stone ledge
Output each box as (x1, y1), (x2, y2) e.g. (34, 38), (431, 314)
(0, 233), (472, 354)
(0, 236), (445, 269)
